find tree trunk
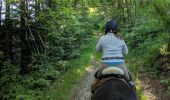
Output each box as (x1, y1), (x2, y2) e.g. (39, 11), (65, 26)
(35, 0), (40, 17)
(125, 0), (132, 26)
(168, 27), (170, 52)
(168, 38), (170, 52)
(20, 0), (32, 74)
(47, 0), (52, 8)
(121, 0), (125, 25)
(4, 1), (13, 61)
(0, 1), (2, 77)
(134, 0), (137, 26)
(0, 0), (2, 25)
(117, 0), (125, 25)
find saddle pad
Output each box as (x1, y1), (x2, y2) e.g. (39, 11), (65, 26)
(102, 67), (124, 76)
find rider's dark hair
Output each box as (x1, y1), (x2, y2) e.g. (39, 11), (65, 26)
(105, 20), (123, 39)
(105, 20), (117, 34)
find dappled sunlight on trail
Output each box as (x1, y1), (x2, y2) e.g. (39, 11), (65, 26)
(73, 66), (98, 100)
(136, 74), (164, 100)
(137, 79), (157, 100)
(71, 54), (100, 100)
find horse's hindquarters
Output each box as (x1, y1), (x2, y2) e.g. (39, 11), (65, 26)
(92, 78), (137, 100)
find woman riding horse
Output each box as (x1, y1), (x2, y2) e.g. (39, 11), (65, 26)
(92, 20), (137, 100)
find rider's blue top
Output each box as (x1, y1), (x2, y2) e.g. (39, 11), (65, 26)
(96, 32), (128, 66)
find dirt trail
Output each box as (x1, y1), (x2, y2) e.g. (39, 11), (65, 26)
(137, 74), (165, 100)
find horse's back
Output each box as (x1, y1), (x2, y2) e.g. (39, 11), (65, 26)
(92, 78), (137, 100)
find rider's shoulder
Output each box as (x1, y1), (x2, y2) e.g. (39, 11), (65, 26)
(99, 35), (105, 39)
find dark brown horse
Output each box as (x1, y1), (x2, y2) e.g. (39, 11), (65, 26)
(91, 67), (137, 100)
(91, 75), (137, 100)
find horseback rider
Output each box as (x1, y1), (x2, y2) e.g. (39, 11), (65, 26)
(95, 20), (135, 89)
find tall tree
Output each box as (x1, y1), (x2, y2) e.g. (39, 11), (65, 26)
(4, 0), (13, 61)
(0, 0), (2, 25)
(35, 0), (40, 17)
(47, 0), (52, 8)
(117, 0), (125, 25)
(125, 0), (133, 25)
(20, 0), (31, 74)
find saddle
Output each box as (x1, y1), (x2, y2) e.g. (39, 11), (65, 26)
(91, 66), (130, 93)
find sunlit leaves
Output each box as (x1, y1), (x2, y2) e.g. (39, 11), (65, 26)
(154, 0), (170, 25)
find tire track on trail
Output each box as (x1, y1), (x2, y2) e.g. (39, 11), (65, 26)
(72, 60), (98, 100)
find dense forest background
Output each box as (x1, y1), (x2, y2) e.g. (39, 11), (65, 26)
(0, 0), (170, 99)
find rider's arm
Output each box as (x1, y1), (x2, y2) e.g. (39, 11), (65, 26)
(122, 40), (128, 56)
(96, 38), (102, 52)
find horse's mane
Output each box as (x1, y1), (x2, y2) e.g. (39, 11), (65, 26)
(92, 78), (137, 100)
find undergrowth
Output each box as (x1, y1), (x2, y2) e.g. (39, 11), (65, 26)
(126, 32), (170, 99)
(36, 36), (96, 100)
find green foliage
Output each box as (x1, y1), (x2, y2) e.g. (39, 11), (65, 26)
(154, 0), (170, 26)
(0, 61), (19, 85)
(1, 0), (97, 99)
(160, 78), (170, 88)
(124, 1), (170, 98)
(125, 16), (164, 49)
(160, 77), (170, 99)
(39, 37), (96, 100)
(1, 0), (170, 99)
(0, 61), (20, 99)
(38, 8), (94, 61)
